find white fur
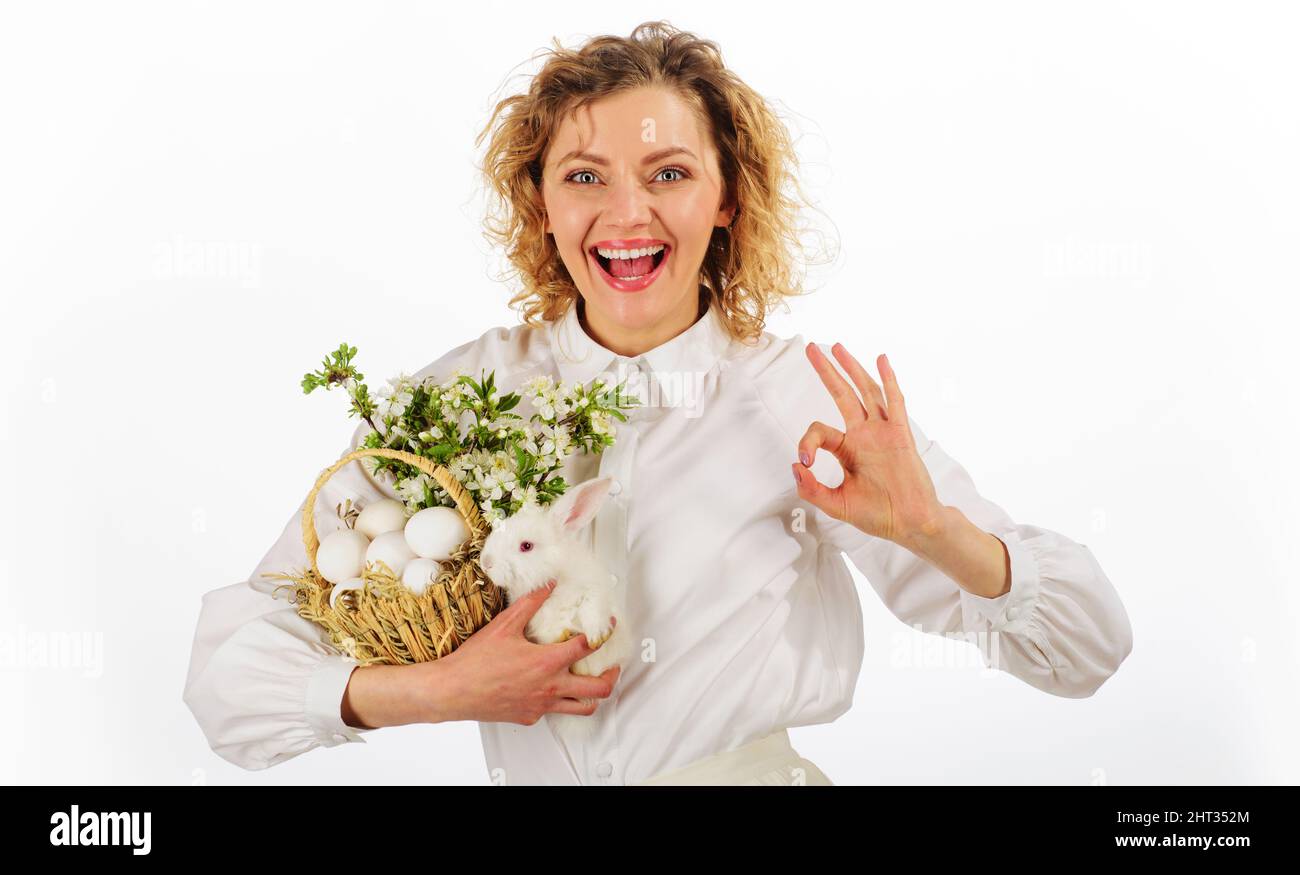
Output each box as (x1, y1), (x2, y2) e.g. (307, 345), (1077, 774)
(479, 476), (632, 743)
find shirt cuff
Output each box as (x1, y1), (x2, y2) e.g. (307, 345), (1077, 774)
(960, 528), (1043, 635)
(304, 654), (371, 746)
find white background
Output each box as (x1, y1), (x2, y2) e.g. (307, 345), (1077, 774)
(1, 1), (1296, 785)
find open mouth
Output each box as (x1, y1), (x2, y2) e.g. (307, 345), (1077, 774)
(590, 243), (669, 285)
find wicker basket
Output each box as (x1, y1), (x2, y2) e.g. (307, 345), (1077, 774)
(263, 447), (507, 666)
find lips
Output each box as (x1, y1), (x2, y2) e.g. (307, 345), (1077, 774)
(588, 242), (671, 293)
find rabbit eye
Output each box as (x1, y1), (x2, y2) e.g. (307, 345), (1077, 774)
(519, 540), (533, 552)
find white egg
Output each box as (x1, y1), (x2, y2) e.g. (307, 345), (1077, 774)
(316, 529), (371, 584)
(329, 577), (367, 609)
(401, 558), (443, 595)
(365, 530), (416, 578)
(404, 507), (471, 561)
(355, 498), (409, 539)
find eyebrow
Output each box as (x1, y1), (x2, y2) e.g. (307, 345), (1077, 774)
(555, 146), (698, 167)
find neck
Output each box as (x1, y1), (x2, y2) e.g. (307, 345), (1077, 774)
(579, 293), (706, 358)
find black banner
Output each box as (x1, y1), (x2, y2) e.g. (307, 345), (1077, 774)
(0, 785), (1285, 860)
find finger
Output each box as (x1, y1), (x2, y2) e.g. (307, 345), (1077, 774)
(792, 461), (848, 523)
(832, 343), (888, 420)
(549, 696), (599, 716)
(560, 665), (621, 700)
(805, 342), (866, 427)
(877, 353), (907, 421)
(552, 614), (616, 665)
(500, 578), (557, 635)
(797, 420), (848, 470)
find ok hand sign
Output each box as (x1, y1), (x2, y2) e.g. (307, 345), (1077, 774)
(792, 344), (945, 547)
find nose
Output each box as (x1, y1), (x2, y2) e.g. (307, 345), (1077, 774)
(602, 173), (653, 231)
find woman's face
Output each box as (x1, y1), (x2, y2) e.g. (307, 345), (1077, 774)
(541, 85), (735, 354)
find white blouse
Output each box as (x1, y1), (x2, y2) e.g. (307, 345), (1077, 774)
(182, 300), (1134, 784)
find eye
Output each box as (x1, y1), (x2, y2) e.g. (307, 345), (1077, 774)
(562, 166), (690, 185)
(518, 540), (534, 552)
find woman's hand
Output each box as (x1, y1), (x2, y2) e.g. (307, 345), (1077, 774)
(416, 580), (621, 726)
(342, 580), (621, 729)
(792, 343), (945, 547)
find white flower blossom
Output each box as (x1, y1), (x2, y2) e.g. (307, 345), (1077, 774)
(374, 373), (416, 420)
(532, 421), (572, 458)
(523, 375), (554, 395)
(396, 473), (433, 507)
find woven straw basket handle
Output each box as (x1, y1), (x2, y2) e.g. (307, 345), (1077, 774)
(300, 448), (487, 579)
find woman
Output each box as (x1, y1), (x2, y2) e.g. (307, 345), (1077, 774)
(183, 21), (1133, 785)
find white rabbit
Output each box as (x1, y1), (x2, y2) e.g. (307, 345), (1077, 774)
(478, 475), (632, 743)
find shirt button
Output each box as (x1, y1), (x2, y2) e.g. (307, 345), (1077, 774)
(596, 761), (613, 778)
(609, 478), (622, 495)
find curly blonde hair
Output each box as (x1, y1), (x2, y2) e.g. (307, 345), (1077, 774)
(475, 20), (835, 344)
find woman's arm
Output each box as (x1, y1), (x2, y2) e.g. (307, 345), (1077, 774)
(897, 504), (1013, 600)
(789, 342), (1132, 698)
(818, 434), (1133, 698)
(182, 421), (403, 769)
(340, 660), (451, 729)
(183, 430), (623, 768)
(182, 577), (378, 769)
(183, 334), (631, 769)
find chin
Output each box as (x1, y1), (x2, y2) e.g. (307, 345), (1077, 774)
(584, 282), (693, 324)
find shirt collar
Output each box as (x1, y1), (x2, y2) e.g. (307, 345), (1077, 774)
(548, 297), (733, 389)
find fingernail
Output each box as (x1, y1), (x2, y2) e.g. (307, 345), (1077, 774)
(799, 451), (810, 466)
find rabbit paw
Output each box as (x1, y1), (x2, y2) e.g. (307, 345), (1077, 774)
(555, 624), (612, 649)
(580, 617), (615, 651)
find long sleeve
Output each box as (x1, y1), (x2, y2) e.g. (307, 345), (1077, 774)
(182, 419), (392, 770)
(181, 330), (522, 770)
(748, 336), (1133, 701)
(819, 413), (1134, 699)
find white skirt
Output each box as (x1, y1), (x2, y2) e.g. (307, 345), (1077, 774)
(634, 729), (833, 786)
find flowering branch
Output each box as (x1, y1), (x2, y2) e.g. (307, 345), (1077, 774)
(302, 344), (640, 527)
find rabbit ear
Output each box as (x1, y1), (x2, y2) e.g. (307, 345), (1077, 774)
(550, 476), (613, 535)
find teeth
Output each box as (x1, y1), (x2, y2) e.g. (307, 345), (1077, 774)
(595, 244), (666, 260)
